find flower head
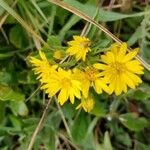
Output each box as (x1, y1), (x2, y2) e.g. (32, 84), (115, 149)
(73, 67), (110, 98)
(76, 96), (95, 112)
(41, 68), (82, 105)
(94, 43), (144, 95)
(53, 50), (64, 60)
(66, 36), (91, 61)
(30, 50), (57, 82)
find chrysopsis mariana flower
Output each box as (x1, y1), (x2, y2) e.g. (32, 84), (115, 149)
(66, 36), (91, 61)
(30, 50), (57, 82)
(76, 96), (95, 112)
(94, 43), (144, 95)
(73, 67), (110, 98)
(41, 68), (82, 105)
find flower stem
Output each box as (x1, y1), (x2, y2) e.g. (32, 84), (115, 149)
(27, 99), (51, 150)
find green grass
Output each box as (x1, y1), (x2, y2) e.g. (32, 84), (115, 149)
(0, 0), (150, 149)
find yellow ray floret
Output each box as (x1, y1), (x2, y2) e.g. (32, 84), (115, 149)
(53, 50), (64, 60)
(76, 96), (95, 112)
(94, 43), (144, 95)
(73, 67), (110, 98)
(41, 68), (82, 105)
(66, 35), (91, 61)
(29, 50), (57, 82)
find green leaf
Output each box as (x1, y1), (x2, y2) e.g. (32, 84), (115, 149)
(18, 71), (36, 84)
(135, 142), (150, 150)
(141, 43), (150, 62)
(0, 84), (24, 101)
(127, 27), (142, 46)
(99, 131), (113, 150)
(0, 71), (11, 84)
(90, 98), (107, 117)
(47, 35), (61, 47)
(64, 0), (150, 22)
(9, 101), (29, 116)
(9, 24), (28, 48)
(82, 117), (99, 149)
(58, 15), (80, 40)
(71, 112), (89, 144)
(0, 6), (5, 16)
(119, 113), (148, 131)
(90, 103), (107, 117)
(133, 90), (150, 101)
(0, 101), (6, 123)
(0, 53), (14, 59)
(9, 115), (22, 130)
(116, 132), (132, 147)
(62, 103), (76, 120)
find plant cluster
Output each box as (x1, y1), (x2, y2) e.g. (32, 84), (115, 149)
(30, 36), (144, 112)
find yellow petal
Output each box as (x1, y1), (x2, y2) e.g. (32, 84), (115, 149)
(119, 43), (127, 56)
(101, 55), (111, 64)
(94, 79), (110, 94)
(93, 63), (108, 70)
(94, 79), (102, 94)
(82, 80), (90, 98)
(106, 52), (115, 63)
(119, 75), (127, 93)
(76, 103), (82, 110)
(48, 84), (60, 96)
(74, 87), (81, 99)
(123, 48), (139, 62)
(126, 71), (142, 84)
(126, 60), (144, 74)
(58, 89), (69, 105)
(69, 88), (75, 104)
(115, 75), (122, 95)
(122, 74), (135, 89)
(39, 50), (47, 60)
(72, 80), (81, 90)
(117, 43), (127, 61)
(109, 75), (116, 94)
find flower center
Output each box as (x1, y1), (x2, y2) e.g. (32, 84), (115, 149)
(111, 61), (126, 74)
(80, 41), (90, 49)
(61, 78), (71, 88)
(85, 68), (98, 81)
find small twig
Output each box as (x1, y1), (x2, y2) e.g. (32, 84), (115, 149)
(25, 86), (41, 102)
(81, 1), (100, 37)
(103, 4), (122, 9)
(107, 0), (116, 10)
(55, 96), (72, 138)
(58, 133), (81, 150)
(27, 99), (51, 150)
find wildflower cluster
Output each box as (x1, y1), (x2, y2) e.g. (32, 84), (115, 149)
(30, 36), (144, 113)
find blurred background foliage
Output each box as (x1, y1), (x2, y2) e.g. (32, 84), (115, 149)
(0, 0), (150, 149)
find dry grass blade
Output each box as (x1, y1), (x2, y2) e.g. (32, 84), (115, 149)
(48, 0), (150, 71)
(27, 99), (51, 150)
(0, 0), (47, 46)
(0, 0), (18, 29)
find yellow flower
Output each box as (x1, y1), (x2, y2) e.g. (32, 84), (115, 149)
(76, 96), (95, 112)
(41, 68), (82, 105)
(53, 50), (64, 60)
(66, 36), (91, 61)
(94, 43), (144, 95)
(73, 67), (110, 98)
(30, 50), (57, 82)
